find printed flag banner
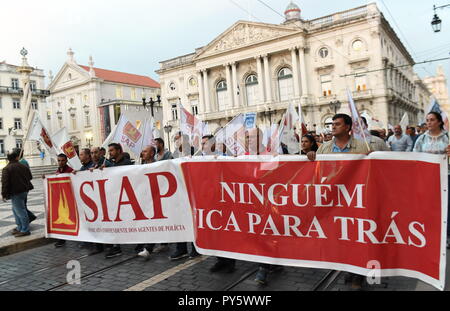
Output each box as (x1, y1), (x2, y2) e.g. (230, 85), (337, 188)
(181, 153), (447, 290)
(400, 112), (409, 133)
(44, 159), (194, 244)
(215, 114), (247, 156)
(347, 89), (371, 143)
(109, 114), (153, 157)
(281, 102), (300, 154)
(44, 153), (448, 290)
(25, 112), (57, 157)
(52, 127), (82, 170)
(180, 105), (206, 149)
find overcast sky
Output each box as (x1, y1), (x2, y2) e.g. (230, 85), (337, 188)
(1, 0), (449, 89)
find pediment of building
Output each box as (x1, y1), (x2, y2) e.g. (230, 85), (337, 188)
(194, 21), (300, 59)
(48, 62), (92, 92)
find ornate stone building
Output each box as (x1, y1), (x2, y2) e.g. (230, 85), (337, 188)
(47, 49), (161, 150)
(157, 2), (429, 135)
(423, 66), (450, 117)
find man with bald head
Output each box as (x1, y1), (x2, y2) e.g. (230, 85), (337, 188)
(91, 146), (112, 168)
(387, 125), (413, 151)
(141, 145), (156, 164)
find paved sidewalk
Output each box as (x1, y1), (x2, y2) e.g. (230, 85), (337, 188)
(0, 179), (50, 256)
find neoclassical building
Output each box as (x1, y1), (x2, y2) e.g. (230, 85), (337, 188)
(423, 66), (450, 116)
(157, 2), (429, 134)
(47, 49), (161, 150)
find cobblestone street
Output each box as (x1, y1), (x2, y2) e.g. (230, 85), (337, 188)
(0, 240), (446, 291)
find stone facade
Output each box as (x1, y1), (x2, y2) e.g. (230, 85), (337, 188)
(47, 49), (161, 150)
(423, 66), (450, 117)
(157, 2), (430, 135)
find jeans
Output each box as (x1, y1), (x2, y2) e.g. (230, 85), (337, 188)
(11, 192), (30, 233)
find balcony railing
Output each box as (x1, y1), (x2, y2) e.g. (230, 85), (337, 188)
(160, 54), (195, 70)
(309, 5), (369, 30)
(0, 86), (50, 97)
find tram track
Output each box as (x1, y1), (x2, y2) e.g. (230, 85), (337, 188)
(46, 255), (139, 291)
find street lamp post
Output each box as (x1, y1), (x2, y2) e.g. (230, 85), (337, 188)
(85, 132), (93, 148)
(329, 100), (342, 115)
(142, 95), (161, 117)
(431, 4), (450, 32)
(164, 124), (173, 152)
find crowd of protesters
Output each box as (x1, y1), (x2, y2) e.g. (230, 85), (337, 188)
(1, 111), (450, 289)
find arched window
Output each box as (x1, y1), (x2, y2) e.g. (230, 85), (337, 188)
(277, 68), (293, 101)
(245, 75), (258, 106)
(216, 80), (228, 111)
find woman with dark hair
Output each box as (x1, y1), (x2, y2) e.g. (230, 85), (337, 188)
(300, 134), (319, 155)
(414, 111), (450, 248)
(413, 111), (447, 154)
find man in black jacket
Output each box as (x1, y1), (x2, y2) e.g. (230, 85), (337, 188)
(1, 152), (34, 237)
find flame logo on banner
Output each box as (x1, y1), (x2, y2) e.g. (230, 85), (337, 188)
(54, 191), (74, 225)
(47, 177), (79, 236)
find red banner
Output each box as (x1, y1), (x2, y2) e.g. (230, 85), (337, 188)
(181, 153), (447, 290)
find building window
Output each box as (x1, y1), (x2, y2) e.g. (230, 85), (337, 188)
(216, 80), (229, 111)
(85, 114), (91, 127)
(13, 99), (21, 109)
(0, 118), (2, 129)
(355, 70), (367, 92)
(0, 97), (2, 109)
(324, 117), (333, 131)
(190, 99), (199, 115)
(31, 100), (38, 110)
(11, 79), (19, 89)
(14, 118), (22, 130)
(319, 47), (329, 58)
(71, 117), (77, 130)
(171, 103), (178, 120)
(352, 39), (364, 52)
(189, 77), (197, 87)
(16, 139), (23, 149)
(320, 74), (332, 96)
(47, 111), (51, 120)
(30, 80), (36, 91)
(278, 68), (294, 101)
(84, 95), (88, 103)
(131, 88), (136, 100)
(245, 74), (258, 106)
(0, 139), (4, 155)
(115, 86), (123, 99)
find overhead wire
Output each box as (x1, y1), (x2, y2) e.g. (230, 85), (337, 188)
(228, 0), (264, 23)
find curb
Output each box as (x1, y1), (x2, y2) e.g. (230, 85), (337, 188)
(0, 234), (53, 257)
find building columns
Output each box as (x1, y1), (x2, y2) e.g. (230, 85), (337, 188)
(298, 47), (309, 97)
(263, 55), (272, 102)
(202, 69), (211, 113)
(255, 56), (265, 103)
(225, 64), (234, 109)
(197, 71), (205, 113)
(290, 48), (301, 99)
(231, 62), (239, 108)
